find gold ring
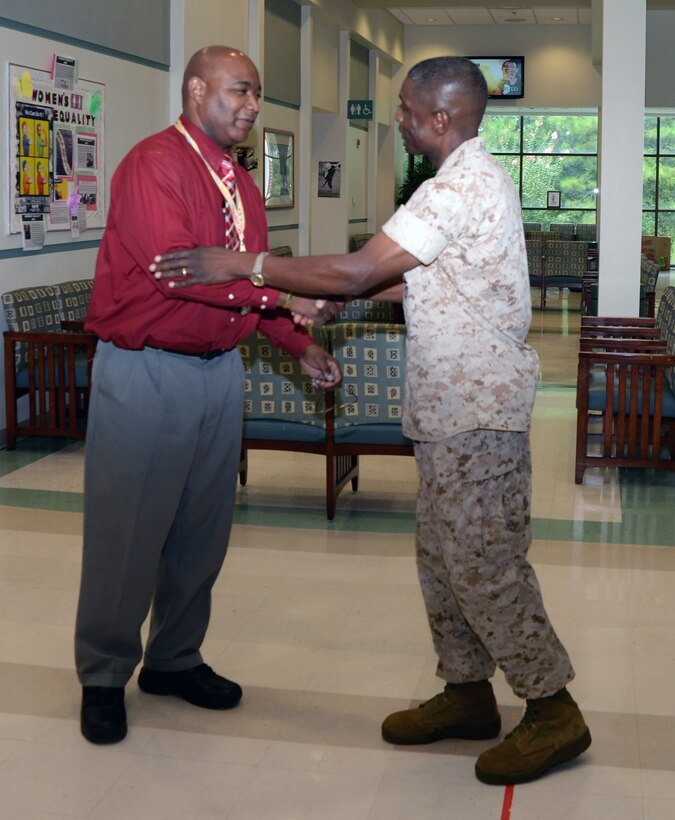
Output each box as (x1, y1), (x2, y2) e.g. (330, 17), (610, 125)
(181, 267), (188, 278)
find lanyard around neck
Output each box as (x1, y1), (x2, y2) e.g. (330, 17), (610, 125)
(174, 119), (246, 252)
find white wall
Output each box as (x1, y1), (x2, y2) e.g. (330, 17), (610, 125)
(347, 124), (368, 224)
(261, 101), (301, 252)
(311, 14), (341, 115)
(399, 24), (601, 109)
(646, 11), (675, 108)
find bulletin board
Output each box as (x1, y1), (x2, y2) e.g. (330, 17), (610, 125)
(8, 62), (105, 234)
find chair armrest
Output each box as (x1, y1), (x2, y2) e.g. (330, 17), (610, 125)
(581, 316), (656, 328)
(580, 326), (662, 339)
(578, 349), (675, 367)
(4, 329), (97, 344)
(579, 337), (667, 353)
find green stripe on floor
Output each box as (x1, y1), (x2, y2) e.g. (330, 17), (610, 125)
(1, 486), (675, 546)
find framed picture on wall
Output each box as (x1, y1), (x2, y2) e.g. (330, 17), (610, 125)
(318, 161), (341, 197)
(263, 129), (294, 209)
(547, 190), (561, 209)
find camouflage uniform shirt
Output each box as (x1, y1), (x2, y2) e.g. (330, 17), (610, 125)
(382, 136), (539, 442)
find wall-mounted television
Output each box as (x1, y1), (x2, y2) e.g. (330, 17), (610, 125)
(467, 56), (524, 99)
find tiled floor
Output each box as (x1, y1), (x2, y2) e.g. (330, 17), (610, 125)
(0, 288), (674, 819)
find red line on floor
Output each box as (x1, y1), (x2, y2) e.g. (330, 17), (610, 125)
(500, 784), (515, 820)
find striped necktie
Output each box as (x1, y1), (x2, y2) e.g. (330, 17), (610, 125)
(220, 152), (240, 250)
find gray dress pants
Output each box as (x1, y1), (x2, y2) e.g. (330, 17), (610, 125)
(75, 341), (244, 687)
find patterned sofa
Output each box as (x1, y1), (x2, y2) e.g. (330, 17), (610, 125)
(237, 322), (413, 519)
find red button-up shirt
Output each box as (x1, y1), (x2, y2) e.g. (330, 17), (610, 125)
(86, 115), (312, 359)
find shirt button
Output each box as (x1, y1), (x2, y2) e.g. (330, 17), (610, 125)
(262, 295), (268, 302)
(228, 293), (234, 300)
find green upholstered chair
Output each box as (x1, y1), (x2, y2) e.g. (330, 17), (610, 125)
(575, 223), (597, 243)
(334, 300), (399, 323)
(523, 221), (541, 233)
(348, 233), (373, 252)
(640, 256), (660, 318)
(526, 239), (544, 290)
(55, 278), (95, 325)
(237, 327), (359, 520)
(538, 240), (589, 309)
(328, 322), (414, 454)
(548, 222), (576, 239)
(525, 230), (561, 243)
(269, 245), (293, 258)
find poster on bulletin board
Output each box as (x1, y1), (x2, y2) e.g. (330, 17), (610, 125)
(8, 61), (105, 235)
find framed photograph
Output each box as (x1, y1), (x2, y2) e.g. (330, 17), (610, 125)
(263, 129), (293, 209)
(547, 190), (561, 209)
(318, 161), (342, 197)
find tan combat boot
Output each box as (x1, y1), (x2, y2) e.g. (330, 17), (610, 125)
(475, 688), (591, 785)
(381, 680), (501, 745)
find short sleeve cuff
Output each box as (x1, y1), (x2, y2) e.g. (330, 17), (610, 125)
(382, 205), (447, 266)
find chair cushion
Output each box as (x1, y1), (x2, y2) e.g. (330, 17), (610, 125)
(334, 424), (413, 446)
(15, 349), (91, 390)
(587, 372), (675, 417)
(243, 419), (326, 443)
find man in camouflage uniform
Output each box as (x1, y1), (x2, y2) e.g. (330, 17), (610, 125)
(151, 56), (591, 785)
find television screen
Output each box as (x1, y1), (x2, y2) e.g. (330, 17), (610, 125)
(467, 56), (524, 99)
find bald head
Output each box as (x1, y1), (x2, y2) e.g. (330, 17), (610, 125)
(182, 46), (248, 109)
(180, 46), (261, 150)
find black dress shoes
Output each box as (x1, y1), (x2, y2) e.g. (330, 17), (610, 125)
(81, 686), (127, 744)
(138, 663), (242, 709)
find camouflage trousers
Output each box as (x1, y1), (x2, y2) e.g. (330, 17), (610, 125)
(415, 429), (575, 699)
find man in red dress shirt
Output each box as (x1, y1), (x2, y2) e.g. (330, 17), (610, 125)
(75, 46), (341, 745)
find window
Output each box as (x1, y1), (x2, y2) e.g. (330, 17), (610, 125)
(398, 112), (675, 258)
(480, 114), (598, 225)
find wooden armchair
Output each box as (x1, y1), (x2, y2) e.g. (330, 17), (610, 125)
(3, 282), (97, 449)
(575, 348), (675, 482)
(575, 287), (675, 482)
(4, 329), (97, 449)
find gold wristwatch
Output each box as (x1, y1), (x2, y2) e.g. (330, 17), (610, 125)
(250, 252), (269, 287)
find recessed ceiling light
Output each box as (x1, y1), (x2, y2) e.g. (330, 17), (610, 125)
(424, 17), (437, 23)
(552, 16), (563, 22)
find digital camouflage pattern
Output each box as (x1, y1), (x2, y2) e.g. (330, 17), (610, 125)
(382, 136), (539, 443)
(383, 138), (574, 699)
(415, 430), (575, 699)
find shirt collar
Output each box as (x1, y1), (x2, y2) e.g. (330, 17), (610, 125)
(178, 114), (232, 171)
(439, 135), (485, 172)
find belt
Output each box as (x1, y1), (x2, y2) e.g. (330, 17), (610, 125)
(154, 347), (228, 361)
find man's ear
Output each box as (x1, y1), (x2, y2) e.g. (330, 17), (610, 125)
(433, 109), (450, 135)
(187, 76), (205, 105)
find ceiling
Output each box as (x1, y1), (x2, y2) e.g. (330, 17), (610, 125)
(350, 1), (675, 27)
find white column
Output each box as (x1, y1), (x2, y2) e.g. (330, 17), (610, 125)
(596, 0), (646, 316)
(169, 0), (185, 122)
(299, 5), (313, 256)
(367, 50), (379, 233)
